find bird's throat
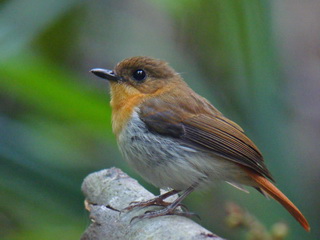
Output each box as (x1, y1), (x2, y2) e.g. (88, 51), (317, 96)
(110, 83), (145, 137)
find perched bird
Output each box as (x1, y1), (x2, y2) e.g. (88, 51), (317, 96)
(91, 56), (310, 231)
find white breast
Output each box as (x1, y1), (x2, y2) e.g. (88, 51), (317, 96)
(117, 110), (247, 190)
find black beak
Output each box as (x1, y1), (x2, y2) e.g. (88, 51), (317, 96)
(90, 68), (119, 81)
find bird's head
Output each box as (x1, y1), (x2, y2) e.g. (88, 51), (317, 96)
(91, 56), (183, 97)
(91, 56), (188, 135)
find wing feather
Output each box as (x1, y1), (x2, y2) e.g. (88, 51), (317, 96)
(139, 96), (273, 180)
(182, 115), (272, 179)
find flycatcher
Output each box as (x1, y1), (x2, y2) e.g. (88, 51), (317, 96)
(91, 56), (310, 231)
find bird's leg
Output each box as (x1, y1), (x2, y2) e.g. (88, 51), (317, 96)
(130, 184), (198, 221)
(123, 189), (180, 211)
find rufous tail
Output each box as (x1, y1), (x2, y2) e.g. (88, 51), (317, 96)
(245, 168), (310, 232)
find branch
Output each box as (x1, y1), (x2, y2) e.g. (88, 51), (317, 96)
(81, 167), (225, 240)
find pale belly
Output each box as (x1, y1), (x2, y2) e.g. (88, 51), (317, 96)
(117, 111), (249, 190)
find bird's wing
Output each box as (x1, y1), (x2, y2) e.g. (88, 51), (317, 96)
(139, 98), (273, 180)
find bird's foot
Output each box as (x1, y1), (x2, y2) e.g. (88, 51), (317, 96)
(130, 204), (199, 223)
(123, 197), (171, 212)
(123, 189), (179, 212)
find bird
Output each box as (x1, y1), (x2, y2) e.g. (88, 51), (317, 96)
(90, 56), (310, 231)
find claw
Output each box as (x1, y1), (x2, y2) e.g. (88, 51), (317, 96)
(130, 215), (140, 224)
(125, 187), (198, 223)
(177, 203), (189, 212)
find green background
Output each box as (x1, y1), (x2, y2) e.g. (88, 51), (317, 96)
(0, 0), (319, 239)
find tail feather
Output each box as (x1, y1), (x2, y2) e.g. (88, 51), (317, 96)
(245, 168), (310, 232)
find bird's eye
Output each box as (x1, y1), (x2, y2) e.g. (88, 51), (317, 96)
(132, 69), (146, 81)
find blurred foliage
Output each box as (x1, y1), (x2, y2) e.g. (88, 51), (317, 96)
(0, 0), (318, 239)
(225, 202), (289, 240)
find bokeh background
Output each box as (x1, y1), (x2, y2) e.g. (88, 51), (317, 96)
(0, 0), (319, 239)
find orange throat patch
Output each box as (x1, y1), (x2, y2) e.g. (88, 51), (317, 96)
(110, 83), (145, 137)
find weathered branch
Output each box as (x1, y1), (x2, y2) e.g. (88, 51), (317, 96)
(81, 167), (225, 240)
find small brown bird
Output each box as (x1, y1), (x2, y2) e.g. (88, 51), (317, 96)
(91, 56), (310, 231)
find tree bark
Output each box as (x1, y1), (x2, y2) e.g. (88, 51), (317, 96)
(81, 167), (224, 240)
